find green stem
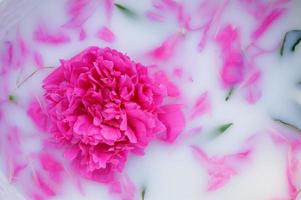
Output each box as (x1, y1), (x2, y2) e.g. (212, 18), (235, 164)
(272, 118), (301, 133)
(225, 87), (235, 101)
(141, 186), (146, 200)
(16, 66), (55, 89)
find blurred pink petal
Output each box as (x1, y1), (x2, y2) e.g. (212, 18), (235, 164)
(216, 25), (245, 87)
(39, 153), (63, 183)
(251, 8), (285, 40)
(149, 33), (184, 60)
(97, 26), (115, 43)
(63, 0), (95, 29)
(1, 41), (14, 72)
(27, 98), (48, 131)
(215, 25), (239, 50)
(191, 145), (251, 191)
(33, 24), (70, 45)
(33, 51), (44, 68)
(190, 91), (211, 119)
(243, 70), (262, 104)
(104, 0), (113, 22)
(145, 10), (165, 22)
(245, 86), (262, 104)
(173, 67), (183, 78)
(154, 70), (180, 97)
(15, 30), (29, 68)
(79, 29), (87, 41)
(1, 127), (28, 182)
(32, 171), (56, 196)
(112, 174), (137, 200)
(286, 142), (301, 199)
(220, 50), (245, 86)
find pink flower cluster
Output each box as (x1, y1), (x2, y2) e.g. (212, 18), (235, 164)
(43, 47), (185, 182)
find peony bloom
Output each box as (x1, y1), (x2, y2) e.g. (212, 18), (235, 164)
(43, 47), (185, 182)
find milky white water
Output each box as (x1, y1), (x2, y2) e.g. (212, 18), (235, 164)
(0, 0), (301, 200)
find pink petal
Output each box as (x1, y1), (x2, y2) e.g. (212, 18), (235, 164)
(27, 98), (48, 131)
(97, 26), (115, 43)
(186, 126), (203, 137)
(251, 8), (285, 40)
(42, 66), (65, 85)
(33, 24), (70, 45)
(39, 153), (63, 183)
(2, 127), (27, 182)
(149, 32), (184, 60)
(244, 70), (261, 87)
(7, 159), (27, 183)
(190, 91), (211, 119)
(15, 30), (29, 68)
(215, 25), (239, 50)
(154, 71), (180, 97)
(286, 143), (301, 199)
(92, 151), (112, 169)
(104, 0), (113, 23)
(286, 158), (297, 198)
(40, 153), (63, 171)
(215, 25), (245, 87)
(63, 0), (95, 29)
(120, 174), (136, 200)
(161, 0), (181, 13)
(173, 67), (183, 78)
(1, 41), (14, 72)
(239, 0), (270, 19)
(125, 129), (138, 143)
(191, 145), (251, 191)
(32, 171), (56, 196)
(33, 51), (44, 69)
(101, 125), (121, 141)
(145, 10), (165, 22)
(244, 70), (262, 104)
(127, 117), (148, 145)
(220, 50), (244, 86)
(79, 29), (87, 41)
(197, 1), (229, 51)
(29, 193), (45, 200)
(245, 85), (262, 104)
(158, 104), (185, 143)
(17, 31), (28, 57)
(64, 145), (80, 160)
(109, 174), (136, 200)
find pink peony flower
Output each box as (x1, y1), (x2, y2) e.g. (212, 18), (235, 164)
(43, 47), (185, 183)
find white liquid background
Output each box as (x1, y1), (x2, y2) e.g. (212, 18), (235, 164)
(0, 0), (301, 200)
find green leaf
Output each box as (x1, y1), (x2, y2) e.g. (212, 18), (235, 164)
(225, 87), (235, 101)
(114, 3), (137, 18)
(8, 95), (16, 102)
(217, 123), (233, 134)
(280, 30), (301, 56)
(272, 118), (301, 133)
(291, 37), (301, 52)
(141, 186), (146, 200)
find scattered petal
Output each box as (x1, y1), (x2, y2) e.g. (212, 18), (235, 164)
(158, 104), (185, 143)
(97, 26), (115, 43)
